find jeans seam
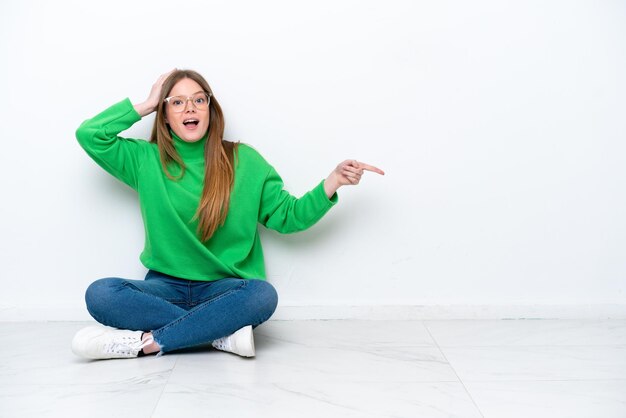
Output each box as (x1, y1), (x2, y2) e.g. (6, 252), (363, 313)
(152, 279), (249, 347)
(123, 281), (186, 305)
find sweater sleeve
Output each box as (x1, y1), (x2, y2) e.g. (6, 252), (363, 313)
(258, 164), (339, 234)
(75, 98), (146, 189)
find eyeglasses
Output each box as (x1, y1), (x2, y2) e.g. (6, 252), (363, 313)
(164, 92), (212, 112)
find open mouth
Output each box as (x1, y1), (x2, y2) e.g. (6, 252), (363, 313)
(183, 118), (199, 127)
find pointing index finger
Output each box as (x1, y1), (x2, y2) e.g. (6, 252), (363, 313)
(358, 162), (385, 175)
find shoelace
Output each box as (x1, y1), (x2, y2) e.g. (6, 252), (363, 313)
(212, 336), (231, 350)
(104, 336), (154, 356)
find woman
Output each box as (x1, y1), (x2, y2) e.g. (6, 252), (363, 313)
(72, 69), (384, 360)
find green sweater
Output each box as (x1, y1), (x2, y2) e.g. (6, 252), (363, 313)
(76, 98), (338, 281)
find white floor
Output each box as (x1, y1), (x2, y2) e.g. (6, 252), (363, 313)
(1, 320), (625, 418)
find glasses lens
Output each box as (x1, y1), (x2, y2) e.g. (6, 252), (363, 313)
(166, 93), (210, 112)
(167, 96), (186, 112)
(192, 92), (210, 109)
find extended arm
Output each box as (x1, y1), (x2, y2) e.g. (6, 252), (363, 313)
(323, 160), (385, 198)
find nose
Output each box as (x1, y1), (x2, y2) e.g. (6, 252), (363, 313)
(184, 98), (196, 112)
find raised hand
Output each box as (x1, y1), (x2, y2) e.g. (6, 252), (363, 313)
(324, 159), (385, 198)
(133, 69), (177, 117)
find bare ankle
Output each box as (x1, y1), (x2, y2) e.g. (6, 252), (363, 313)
(141, 332), (161, 355)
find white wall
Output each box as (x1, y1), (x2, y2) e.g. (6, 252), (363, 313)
(1, 0), (625, 320)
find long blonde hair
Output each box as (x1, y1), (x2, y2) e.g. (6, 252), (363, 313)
(150, 69), (238, 241)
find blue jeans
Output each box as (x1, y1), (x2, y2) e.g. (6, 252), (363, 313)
(84, 270), (278, 354)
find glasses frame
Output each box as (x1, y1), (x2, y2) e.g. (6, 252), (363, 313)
(163, 91), (212, 113)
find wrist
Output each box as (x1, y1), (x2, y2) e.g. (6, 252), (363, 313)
(323, 174), (340, 199)
(133, 101), (157, 118)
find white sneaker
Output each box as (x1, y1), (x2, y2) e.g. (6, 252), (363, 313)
(71, 325), (153, 359)
(211, 325), (255, 357)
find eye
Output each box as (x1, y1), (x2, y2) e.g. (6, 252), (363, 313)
(195, 97), (206, 105)
(172, 99), (183, 106)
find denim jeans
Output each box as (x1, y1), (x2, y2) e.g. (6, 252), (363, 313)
(84, 270), (278, 354)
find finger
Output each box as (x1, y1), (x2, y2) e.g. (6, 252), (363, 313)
(342, 167), (361, 177)
(342, 170), (361, 184)
(347, 159), (360, 168)
(342, 165), (364, 175)
(358, 163), (385, 175)
(157, 69), (177, 84)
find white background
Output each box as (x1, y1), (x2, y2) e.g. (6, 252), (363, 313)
(1, 0), (625, 320)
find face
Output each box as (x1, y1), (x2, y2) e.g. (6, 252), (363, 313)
(164, 78), (210, 142)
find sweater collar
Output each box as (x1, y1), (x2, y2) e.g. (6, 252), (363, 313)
(170, 130), (207, 162)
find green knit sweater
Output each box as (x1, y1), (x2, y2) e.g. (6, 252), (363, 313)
(76, 98), (338, 281)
